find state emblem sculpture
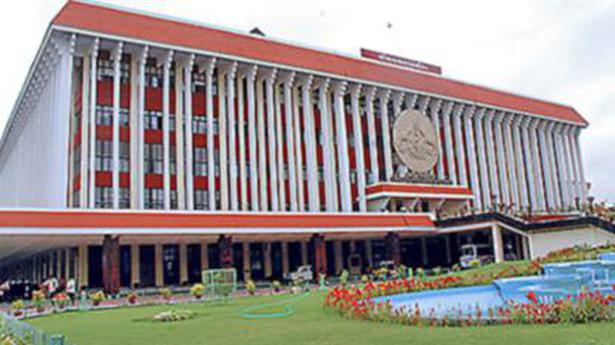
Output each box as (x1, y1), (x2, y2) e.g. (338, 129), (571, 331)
(392, 109), (439, 174)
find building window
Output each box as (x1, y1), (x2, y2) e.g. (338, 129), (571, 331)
(145, 64), (163, 88)
(195, 190), (208, 210)
(170, 148), (177, 175)
(95, 187), (113, 209)
(97, 57), (113, 81)
(119, 188), (130, 209)
(144, 188), (164, 209)
(193, 116), (207, 134)
(170, 190), (178, 210)
(144, 110), (163, 130)
(95, 140), (113, 171)
(96, 106), (113, 126)
(144, 143), (163, 174)
(194, 147), (207, 176)
(120, 142), (130, 173)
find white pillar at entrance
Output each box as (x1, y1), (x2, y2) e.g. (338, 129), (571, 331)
(218, 66), (229, 210)
(203, 58), (217, 210)
(111, 42), (123, 209)
(236, 70), (248, 211)
(512, 116), (529, 209)
(265, 69), (279, 211)
(87, 39), (99, 208)
(545, 122), (562, 210)
(537, 120), (555, 211)
(452, 104), (468, 186)
(281, 242), (290, 276)
(300, 241), (308, 265)
(561, 125), (576, 209)
(521, 117), (537, 211)
(226, 62), (239, 211)
(245, 65), (259, 211)
(350, 84), (367, 212)
(334, 240), (343, 274)
(475, 110), (490, 210)
(131, 244), (139, 286)
(379, 90), (393, 181)
(292, 85), (305, 211)
(274, 81), (286, 211)
(317, 78), (337, 212)
(333, 81), (352, 212)
(154, 244), (163, 287)
(162, 51), (174, 210)
(430, 100), (445, 180)
(282, 73), (298, 211)
(256, 72), (268, 210)
(441, 102), (457, 184)
(365, 87), (379, 184)
(492, 224), (504, 263)
(573, 127), (588, 203)
(503, 114), (520, 210)
(529, 119), (546, 211)
(183, 55), (196, 210)
(494, 112), (510, 207)
(242, 243), (251, 280)
(484, 114), (500, 205)
(300, 76), (319, 212)
(179, 242), (188, 284)
(136, 47), (148, 209)
(462, 106), (481, 210)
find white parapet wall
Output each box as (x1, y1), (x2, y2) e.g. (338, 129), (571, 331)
(528, 226), (615, 259)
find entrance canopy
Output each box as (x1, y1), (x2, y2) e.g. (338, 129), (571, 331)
(365, 182), (473, 212)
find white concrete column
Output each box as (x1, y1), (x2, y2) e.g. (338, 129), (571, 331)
(283, 73), (298, 211)
(111, 42), (123, 209)
(131, 244), (139, 286)
(334, 240), (343, 274)
(256, 72), (269, 210)
(274, 80), (286, 210)
(350, 84), (367, 212)
(79, 44), (92, 207)
(521, 117), (537, 210)
(537, 120), (555, 211)
(502, 114), (520, 210)
(430, 100), (445, 180)
(462, 106), (481, 210)
(333, 81), (352, 212)
(441, 102), (457, 184)
(364, 87), (379, 184)
(201, 242), (209, 270)
(512, 116), (529, 209)
(136, 47), (148, 209)
(218, 66), (229, 210)
(155, 244), (163, 287)
(452, 104), (468, 186)
(300, 76), (319, 212)
(529, 119), (546, 211)
(203, 58), (217, 210)
(378, 90), (393, 181)
(236, 70), (248, 211)
(265, 69), (279, 211)
(292, 85), (305, 211)
(494, 112), (510, 207)
(281, 242), (290, 276)
(474, 110), (490, 210)
(184, 55), (196, 210)
(300, 241), (308, 265)
(560, 125), (575, 209)
(162, 51), (174, 209)
(317, 78), (337, 212)
(570, 127), (587, 204)
(226, 62), (239, 211)
(174, 60), (186, 210)
(245, 65), (259, 211)
(87, 39), (99, 208)
(545, 122), (562, 210)
(242, 243), (251, 279)
(484, 114), (500, 205)
(179, 242), (188, 284)
(492, 224), (504, 263)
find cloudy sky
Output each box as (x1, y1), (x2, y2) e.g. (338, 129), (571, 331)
(1, 0), (613, 202)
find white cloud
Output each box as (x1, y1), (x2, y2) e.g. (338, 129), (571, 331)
(0, 0), (613, 201)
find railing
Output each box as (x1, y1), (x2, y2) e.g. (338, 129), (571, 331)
(0, 312), (72, 345)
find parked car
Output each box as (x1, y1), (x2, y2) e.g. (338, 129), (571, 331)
(284, 265), (314, 282)
(459, 244), (494, 268)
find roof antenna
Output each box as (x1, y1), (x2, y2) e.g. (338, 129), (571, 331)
(249, 27), (266, 37)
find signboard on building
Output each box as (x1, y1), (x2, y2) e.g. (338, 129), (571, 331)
(360, 48), (442, 75)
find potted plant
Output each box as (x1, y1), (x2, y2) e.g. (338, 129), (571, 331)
(190, 283), (205, 300)
(245, 280), (256, 296)
(53, 293), (69, 311)
(11, 299), (24, 317)
(126, 291), (138, 305)
(271, 280), (282, 293)
(160, 288), (172, 303)
(32, 290), (46, 313)
(90, 291), (106, 307)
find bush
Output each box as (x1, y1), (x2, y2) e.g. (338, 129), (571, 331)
(90, 291), (106, 306)
(31, 290), (46, 311)
(245, 280), (256, 295)
(160, 288), (172, 301)
(272, 280), (282, 293)
(53, 293), (69, 309)
(153, 309), (195, 322)
(11, 300), (24, 316)
(126, 291), (138, 305)
(190, 283), (205, 299)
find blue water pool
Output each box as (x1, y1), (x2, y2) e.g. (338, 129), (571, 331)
(375, 252), (615, 319)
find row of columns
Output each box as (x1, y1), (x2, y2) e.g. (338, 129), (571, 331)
(69, 35), (587, 213)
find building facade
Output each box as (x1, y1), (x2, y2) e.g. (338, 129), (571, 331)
(0, 1), (608, 292)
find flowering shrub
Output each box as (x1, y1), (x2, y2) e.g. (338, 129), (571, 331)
(53, 293), (69, 309)
(31, 290), (46, 312)
(190, 284), (205, 299)
(90, 291), (106, 306)
(10, 300), (24, 317)
(153, 309), (195, 322)
(160, 288), (172, 302)
(324, 283), (615, 327)
(126, 291), (138, 305)
(245, 280), (256, 296)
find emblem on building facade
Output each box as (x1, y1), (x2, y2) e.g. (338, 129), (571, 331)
(392, 109), (439, 173)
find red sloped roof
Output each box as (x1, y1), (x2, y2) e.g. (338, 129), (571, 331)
(52, 1), (587, 125)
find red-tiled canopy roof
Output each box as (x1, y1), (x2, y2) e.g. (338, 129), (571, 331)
(52, 1), (587, 125)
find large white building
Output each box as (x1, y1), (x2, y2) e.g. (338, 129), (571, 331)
(0, 0), (610, 292)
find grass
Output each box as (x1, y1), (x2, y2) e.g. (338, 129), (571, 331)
(27, 292), (615, 345)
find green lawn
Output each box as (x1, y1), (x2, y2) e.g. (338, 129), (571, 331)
(27, 292), (615, 345)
